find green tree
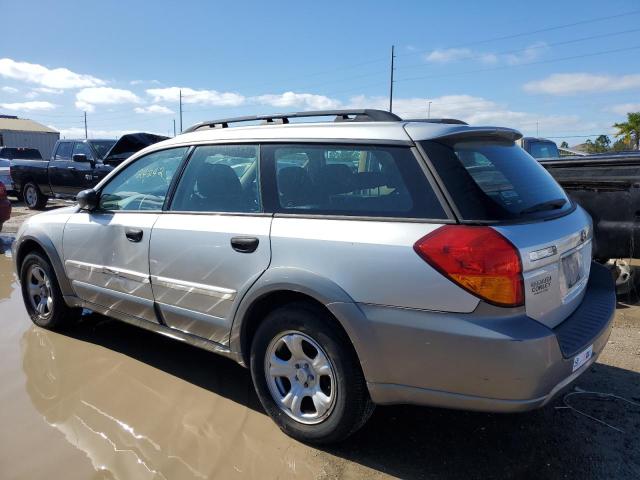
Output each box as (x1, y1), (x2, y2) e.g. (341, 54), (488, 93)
(613, 112), (640, 150)
(612, 138), (630, 152)
(560, 141), (569, 148)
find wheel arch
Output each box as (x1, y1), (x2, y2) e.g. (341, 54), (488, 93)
(15, 234), (74, 297)
(229, 268), (375, 378)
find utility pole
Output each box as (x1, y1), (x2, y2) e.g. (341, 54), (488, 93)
(536, 121), (539, 137)
(179, 89), (183, 133)
(389, 45), (395, 113)
(173, 119), (176, 137)
(84, 111), (88, 139)
(427, 101), (432, 119)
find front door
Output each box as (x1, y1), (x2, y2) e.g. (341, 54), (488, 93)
(62, 147), (188, 323)
(48, 141), (75, 197)
(149, 144), (271, 345)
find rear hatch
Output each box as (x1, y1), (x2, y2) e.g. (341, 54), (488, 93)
(416, 129), (592, 328)
(102, 133), (169, 165)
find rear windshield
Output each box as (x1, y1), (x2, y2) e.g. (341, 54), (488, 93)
(420, 139), (572, 222)
(89, 140), (116, 159)
(0, 147), (42, 160)
(527, 140), (559, 159)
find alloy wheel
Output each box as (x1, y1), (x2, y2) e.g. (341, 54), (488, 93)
(264, 330), (337, 424)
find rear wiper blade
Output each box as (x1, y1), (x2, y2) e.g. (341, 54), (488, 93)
(519, 198), (567, 215)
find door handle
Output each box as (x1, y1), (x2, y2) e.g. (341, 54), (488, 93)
(125, 228), (144, 243)
(67, 166), (76, 170)
(230, 236), (259, 253)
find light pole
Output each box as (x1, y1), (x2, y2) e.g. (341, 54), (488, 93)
(427, 101), (432, 119)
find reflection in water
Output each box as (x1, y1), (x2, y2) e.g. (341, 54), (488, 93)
(0, 236), (15, 301)
(20, 320), (324, 479)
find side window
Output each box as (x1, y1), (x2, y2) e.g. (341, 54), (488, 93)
(54, 142), (73, 160)
(72, 142), (94, 160)
(264, 144), (447, 219)
(99, 147), (187, 211)
(170, 144), (260, 213)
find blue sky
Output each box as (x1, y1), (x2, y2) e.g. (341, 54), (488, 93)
(1, 0), (639, 144)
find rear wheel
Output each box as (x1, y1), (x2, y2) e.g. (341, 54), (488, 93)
(23, 182), (47, 210)
(20, 252), (82, 329)
(250, 302), (374, 444)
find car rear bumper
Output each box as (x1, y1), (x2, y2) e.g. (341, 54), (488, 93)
(349, 262), (615, 412)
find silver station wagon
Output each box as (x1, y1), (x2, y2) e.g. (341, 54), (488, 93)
(13, 109), (616, 444)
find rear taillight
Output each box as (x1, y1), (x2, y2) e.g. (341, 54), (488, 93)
(414, 225), (524, 307)
(0, 182), (6, 199)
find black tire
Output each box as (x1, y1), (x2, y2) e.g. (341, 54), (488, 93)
(250, 302), (375, 444)
(20, 252), (82, 329)
(22, 182), (48, 210)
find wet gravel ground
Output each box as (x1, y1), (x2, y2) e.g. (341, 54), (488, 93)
(0, 233), (638, 479)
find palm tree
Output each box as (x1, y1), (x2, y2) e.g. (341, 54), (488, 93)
(613, 112), (640, 150)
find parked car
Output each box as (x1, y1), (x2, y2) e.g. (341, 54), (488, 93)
(10, 133), (168, 209)
(0, 181), (10, 231)
(13, 109), (616, 444)
(0, 146), (42, 195)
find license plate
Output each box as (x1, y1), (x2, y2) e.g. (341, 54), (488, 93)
(562, 251), (582, 290)
(572, 344), (593, 372)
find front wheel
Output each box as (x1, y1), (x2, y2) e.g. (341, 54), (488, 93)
(250, 302), (374, 444)
(20, 252), (82, 329)
(23, 182), (47, 210)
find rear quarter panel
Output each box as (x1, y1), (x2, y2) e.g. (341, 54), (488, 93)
(269, 217), (480, 312)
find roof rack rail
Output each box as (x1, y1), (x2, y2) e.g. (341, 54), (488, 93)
(183, 109), (402, 133)
(404, 118), (468, 125)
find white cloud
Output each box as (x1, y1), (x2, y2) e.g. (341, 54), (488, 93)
(524, 73), (640, 95)
(24, 90), (39, 99)
(0, 101), (56, 111)
(254, 91), (341, 110)
(35, 87), (64, 95)
(1, 86), (18, 94)
(75, 87), (142, 112)
(0, 58), (105, 89)
(424, 48), (497, 64)
(424, 43), (546, 65)
(609, 103), (640, 115)
(134, 104), (174, 114)
(55, 127), (134, 139)
(504, 42), (548, 65)
(346, 93), (585, 136)
(130, 79), (161, 86)
(147, 86), (245, 106)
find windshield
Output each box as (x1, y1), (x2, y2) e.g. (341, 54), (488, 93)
(89, 140), (116, 159)
(528, 141), (559, 159)
(421, 139), (572, 222)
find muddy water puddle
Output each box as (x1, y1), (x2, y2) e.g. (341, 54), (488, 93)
(0, 242), (350, 479)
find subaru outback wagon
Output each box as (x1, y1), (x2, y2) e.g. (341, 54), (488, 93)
(14, 109), (615, 444)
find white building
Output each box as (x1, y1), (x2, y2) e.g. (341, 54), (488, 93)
(0, 115), (59, 159)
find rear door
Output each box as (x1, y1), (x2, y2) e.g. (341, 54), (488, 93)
(418, 135), (592, 327)
(149, 144), (271, 345)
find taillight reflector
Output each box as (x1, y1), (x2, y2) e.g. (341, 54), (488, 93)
(414, 225), (524, 307)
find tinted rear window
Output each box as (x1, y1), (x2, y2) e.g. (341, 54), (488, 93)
(0, 147), (42, 160)
(528, 141), (559, 159)
(421, 139), (572, 222)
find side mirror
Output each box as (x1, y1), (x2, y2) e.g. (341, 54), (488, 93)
(77, 189), (98, 211)
(73, 153), (95, 167)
